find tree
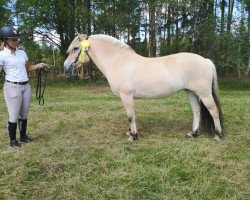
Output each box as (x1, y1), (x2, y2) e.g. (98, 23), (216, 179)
(148, 0), (156, 57)
(0, 0), (12, 27)
(2, 0), (248, 79)
(0, 1), (20, 75)
(15, 0), (87, 58)
(246, 0), (250, 75)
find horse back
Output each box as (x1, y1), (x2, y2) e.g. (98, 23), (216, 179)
(109, 52), (214, 98)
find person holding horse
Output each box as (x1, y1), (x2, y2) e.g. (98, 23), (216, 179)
(0, 26), (48, 148)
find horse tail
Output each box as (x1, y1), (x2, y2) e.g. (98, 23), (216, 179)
(200, 61), (224, 134)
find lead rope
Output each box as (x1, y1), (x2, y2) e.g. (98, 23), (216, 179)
(36, 68), (47, 106)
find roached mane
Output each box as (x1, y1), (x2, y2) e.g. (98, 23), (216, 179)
(90, 34), (135, 53)
(67, 34), (135, 54)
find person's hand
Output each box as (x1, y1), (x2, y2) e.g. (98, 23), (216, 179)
(37, 63), (49, 69)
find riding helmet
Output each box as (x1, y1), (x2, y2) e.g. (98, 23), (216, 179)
(0, 26), (21, 41)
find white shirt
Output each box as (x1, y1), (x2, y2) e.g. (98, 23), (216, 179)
(0, 47), (29, 82)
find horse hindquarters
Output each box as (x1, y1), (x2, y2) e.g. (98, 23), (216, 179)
(187, 60), (223, 140)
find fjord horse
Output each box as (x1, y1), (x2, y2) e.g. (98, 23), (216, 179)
(64, 34), (223, 141)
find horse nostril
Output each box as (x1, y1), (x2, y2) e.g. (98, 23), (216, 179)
(64, 61), (73, 72)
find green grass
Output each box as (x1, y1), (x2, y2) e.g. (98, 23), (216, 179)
(0, 79), (249, 200)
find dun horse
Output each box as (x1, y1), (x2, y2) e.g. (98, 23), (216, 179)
(64, 34), (224, 141)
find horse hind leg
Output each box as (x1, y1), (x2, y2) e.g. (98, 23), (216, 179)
(186, 90), (201, 138)
(119, 93), (138, 141)
(199, 94), (223, 140)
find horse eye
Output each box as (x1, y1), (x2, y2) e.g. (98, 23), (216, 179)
(73, 47), (79, 51)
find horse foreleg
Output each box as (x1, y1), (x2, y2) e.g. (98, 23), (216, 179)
(120, 93), (138, 141)
(186, 90), (200, 138)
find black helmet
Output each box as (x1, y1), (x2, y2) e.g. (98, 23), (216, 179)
(0, 26), (21, 41)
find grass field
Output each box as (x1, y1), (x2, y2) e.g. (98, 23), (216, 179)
(0, 79), (249, 200)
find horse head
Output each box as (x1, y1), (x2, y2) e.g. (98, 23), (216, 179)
(64, 34), (91, 73)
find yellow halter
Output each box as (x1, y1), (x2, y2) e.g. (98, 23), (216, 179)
(79, 40), (90, 63)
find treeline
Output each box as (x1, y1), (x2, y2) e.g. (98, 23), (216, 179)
(1, 0), (250, 79)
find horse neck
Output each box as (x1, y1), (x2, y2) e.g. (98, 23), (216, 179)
(88, 39), (131, 77)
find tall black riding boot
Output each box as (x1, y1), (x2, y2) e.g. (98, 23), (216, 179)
(18, 119), (31, 143)
(8, 121), (20, 148)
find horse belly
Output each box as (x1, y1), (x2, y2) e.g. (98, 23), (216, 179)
(134, 79), (184, 99)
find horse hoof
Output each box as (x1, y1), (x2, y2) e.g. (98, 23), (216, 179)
(186, 131), (199, 138)
(186, 132), (194, 138)
(213, 135), (221, 141)
(126, 131), (138, 142)
(127, 136), (135, 142)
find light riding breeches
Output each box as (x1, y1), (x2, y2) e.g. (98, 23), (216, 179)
(4, 81), (32, 123)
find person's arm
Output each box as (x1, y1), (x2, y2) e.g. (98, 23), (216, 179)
(25, 62), (48, 72)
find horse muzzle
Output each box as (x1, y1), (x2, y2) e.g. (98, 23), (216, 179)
(64, 60), (75, 73)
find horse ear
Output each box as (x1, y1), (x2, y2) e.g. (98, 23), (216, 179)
(73, 32), (80, 38)
(78, 34), (85, 41)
